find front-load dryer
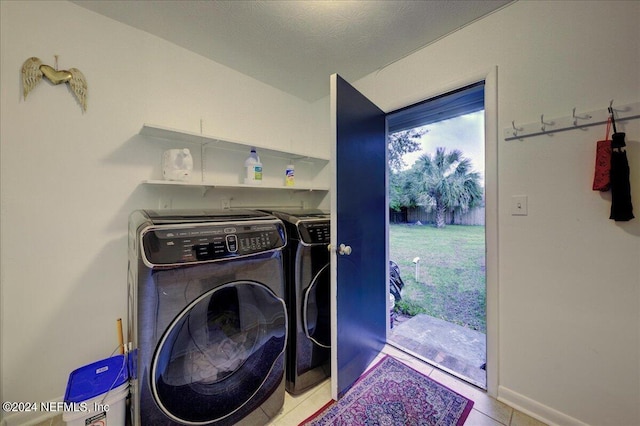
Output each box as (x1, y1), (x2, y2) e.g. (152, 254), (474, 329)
(128, 209), (287, 425)
(262, 209), (330, 395)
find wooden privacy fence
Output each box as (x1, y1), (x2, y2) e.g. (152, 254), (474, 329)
(391, 206), (485, 226)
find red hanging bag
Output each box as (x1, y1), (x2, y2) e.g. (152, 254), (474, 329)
(592, 117), (612, 191)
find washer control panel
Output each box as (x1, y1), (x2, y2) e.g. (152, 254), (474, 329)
(141, 220), (286, 265)
(299, 221), (330, 245)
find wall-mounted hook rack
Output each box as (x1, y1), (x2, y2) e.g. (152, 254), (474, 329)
(504, 101), (640, 141)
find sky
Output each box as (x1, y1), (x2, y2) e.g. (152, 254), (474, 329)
(400, 110), (485, 186)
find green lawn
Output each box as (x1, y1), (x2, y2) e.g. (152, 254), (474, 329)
(389, 223), (486, 333)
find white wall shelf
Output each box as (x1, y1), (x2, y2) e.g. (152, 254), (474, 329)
(140, 123), (330, 162)
(139, 123), (330, 192)
(141, 179), (329, 192)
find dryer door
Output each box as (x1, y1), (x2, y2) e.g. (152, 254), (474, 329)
(151, 281), (286, 425)
(302, 263), (330, 348)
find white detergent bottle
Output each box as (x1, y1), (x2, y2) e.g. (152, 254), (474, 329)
(285, 164), (295, 187)
(244, 148), (263, 184)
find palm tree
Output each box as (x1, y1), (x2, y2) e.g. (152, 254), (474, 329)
(412, 147), (483, 228)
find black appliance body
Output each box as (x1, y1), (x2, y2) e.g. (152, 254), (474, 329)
(128, 209), (287, 425)
(262, 209), (331, 395)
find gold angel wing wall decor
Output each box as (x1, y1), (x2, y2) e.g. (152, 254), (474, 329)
(21, 56), (88, 112)
(68, 68), (88, 112)
(22, 57), (43, 99)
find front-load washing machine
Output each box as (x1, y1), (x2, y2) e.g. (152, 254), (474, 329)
(128, 209), (288, 425)
(262, 209), (331, 395)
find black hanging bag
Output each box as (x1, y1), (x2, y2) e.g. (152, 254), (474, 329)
(608, 109), (634, 221)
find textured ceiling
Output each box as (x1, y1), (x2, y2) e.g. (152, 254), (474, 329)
(71, 0), (512, 102)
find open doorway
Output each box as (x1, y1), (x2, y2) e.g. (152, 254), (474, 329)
(386, 82), (487, 389)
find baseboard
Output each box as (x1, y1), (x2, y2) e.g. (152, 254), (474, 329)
(498, 386), (589, 426)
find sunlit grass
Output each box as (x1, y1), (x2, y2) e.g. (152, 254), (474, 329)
(389, 223), (486, 332)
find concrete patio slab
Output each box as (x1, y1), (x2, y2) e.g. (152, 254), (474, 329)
(388, 313), (487, 388)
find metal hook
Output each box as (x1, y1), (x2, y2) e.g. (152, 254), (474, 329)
(511, 120), (521, 137)
(608, 101), (618, 133)
(608, 100), (617, 119)
(572, 107), (592, 126)
(540, 114), (554, 132)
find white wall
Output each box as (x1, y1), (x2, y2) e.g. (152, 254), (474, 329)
(339, 1), (639, 425)
(0, 1), (326, 423)
(2, 1), (639, 426)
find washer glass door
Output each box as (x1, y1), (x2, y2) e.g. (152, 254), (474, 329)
(151, 281), (286, 424)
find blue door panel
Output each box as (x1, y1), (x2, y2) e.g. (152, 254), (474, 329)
(331, 74), (387, 398)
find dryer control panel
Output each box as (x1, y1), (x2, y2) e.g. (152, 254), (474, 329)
(141, 220), (286, 266)
(298, 221), (330, 245)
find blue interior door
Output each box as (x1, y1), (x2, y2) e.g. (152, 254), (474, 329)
(330, 74), (388, 400)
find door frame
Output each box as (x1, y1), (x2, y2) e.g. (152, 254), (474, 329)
(328, 67), (498, 397)
(383, 67), (498, 397)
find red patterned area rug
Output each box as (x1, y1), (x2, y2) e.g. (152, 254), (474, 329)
(300, 355), (474, 426)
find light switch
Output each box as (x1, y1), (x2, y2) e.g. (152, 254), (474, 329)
(511, 195), (528, 216)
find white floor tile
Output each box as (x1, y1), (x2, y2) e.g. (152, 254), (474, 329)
(466, 409), (508, 426)
(270, 380), (331, 426)
(510, 410), (548, 426)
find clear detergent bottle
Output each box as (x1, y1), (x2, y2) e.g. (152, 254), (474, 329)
(244, 148), (263, 185)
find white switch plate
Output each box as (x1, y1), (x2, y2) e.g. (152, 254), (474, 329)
(511, 195), (528, 216)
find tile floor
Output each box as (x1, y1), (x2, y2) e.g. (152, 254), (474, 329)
(35, 345), (547, 426)
(269, 344), (548, 426)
